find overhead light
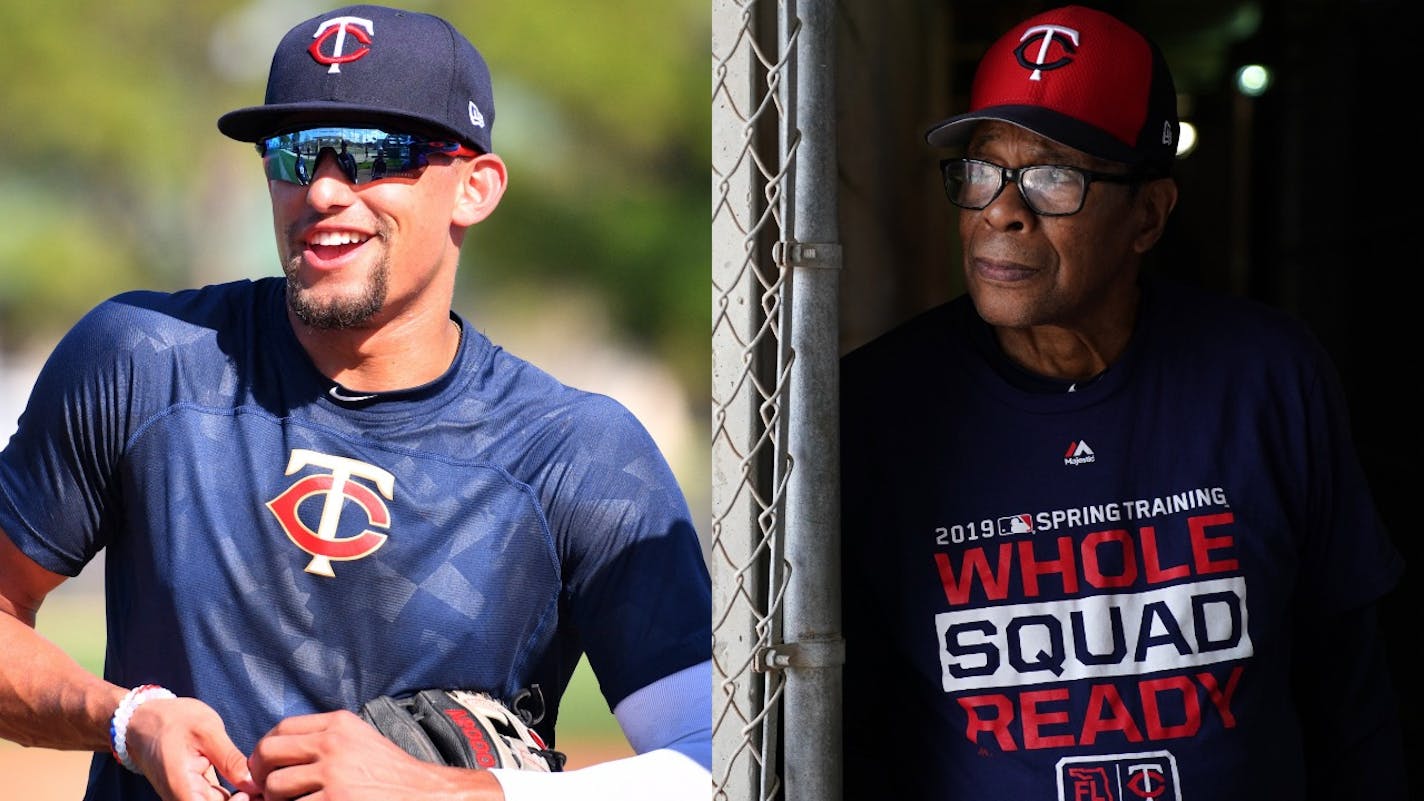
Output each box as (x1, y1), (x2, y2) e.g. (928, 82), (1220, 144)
(1235, 64), (1272, 97)
(1176, 121), (1199, 158)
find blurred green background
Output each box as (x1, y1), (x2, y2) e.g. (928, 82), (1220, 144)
(0, 0), (711, 778)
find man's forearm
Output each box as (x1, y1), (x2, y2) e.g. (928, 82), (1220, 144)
(0, 609), (123, 751)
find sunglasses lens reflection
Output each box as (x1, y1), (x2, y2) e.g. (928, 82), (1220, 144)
(259, 127), (474, 185)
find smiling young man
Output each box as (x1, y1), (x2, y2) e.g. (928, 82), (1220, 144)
(839, 6), (1406, 800)
(0, 5), (710, 801)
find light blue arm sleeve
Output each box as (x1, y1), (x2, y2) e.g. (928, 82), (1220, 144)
(612, 659), (711, 770)
(490, 660), (712, 801)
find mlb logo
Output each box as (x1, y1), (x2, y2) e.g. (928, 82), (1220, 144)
(1056, 752), (1180, 801)
(997, 514), (1033, 535)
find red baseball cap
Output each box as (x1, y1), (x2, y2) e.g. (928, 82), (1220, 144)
(925, 5), (1178, 169)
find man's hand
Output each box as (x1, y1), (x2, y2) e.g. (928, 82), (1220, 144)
(124, 696), (257, 801)
(245, 710), (507, 801)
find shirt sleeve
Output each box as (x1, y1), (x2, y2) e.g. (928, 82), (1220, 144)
(1298, 340), (1403, 611)
(0, 296), (148, 575)
(542, 394), (711, 709)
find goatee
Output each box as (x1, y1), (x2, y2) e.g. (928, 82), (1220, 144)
(284, 255), (389, 330)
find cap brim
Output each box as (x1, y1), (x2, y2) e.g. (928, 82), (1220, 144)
(217, 102), (477, 150)
(925, 105), (1144, 166)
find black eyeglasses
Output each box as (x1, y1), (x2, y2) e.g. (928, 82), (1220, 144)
(940, 158), (1153, 217)
(257, 127), (480, 186)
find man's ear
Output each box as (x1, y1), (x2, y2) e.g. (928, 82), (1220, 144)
(452, 153), (508, 227)
(1132, 176), (1178, 254)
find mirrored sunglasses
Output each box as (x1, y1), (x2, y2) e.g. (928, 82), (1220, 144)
(257, 127), (479, 186)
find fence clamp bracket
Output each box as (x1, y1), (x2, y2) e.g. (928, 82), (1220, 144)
(772, 241), (843, 271)
(755, 636), (846, 673)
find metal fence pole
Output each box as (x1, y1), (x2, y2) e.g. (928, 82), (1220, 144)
(714, 1), (839, 799)
(777, 0), (842, 798)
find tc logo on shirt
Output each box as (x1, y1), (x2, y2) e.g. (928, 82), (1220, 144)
(266, 448), (394, 576)
(1057, 751), (1179, 800)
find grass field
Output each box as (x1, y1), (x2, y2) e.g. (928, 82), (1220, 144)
(2, 593), (631, 796)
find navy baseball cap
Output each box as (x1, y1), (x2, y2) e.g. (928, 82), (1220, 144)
(218, 5), (494, 153)
(925, 5), (1177, 169)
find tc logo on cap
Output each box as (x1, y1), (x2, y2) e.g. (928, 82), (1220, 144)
(1015, 23), (1080, 81)
(309, 16), (374, 74)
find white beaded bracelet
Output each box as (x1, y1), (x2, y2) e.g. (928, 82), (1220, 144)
(109, 684), (177, 773)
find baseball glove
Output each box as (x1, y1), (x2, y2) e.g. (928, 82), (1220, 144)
(359, 689), (567, 772)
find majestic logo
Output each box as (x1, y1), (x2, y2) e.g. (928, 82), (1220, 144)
(1057, 752), (1180, 800)
(266, 449), (394, 577)
(1064, 440), (1097, 466)
(309, 16), (374, 74)
(1015, 23), (1080, 81)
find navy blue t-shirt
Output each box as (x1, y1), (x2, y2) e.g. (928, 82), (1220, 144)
(840, 275), (1403, 800)
(0, 277), (710, 800)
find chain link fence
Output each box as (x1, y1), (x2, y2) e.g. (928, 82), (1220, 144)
(711, 2), (840, 800)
